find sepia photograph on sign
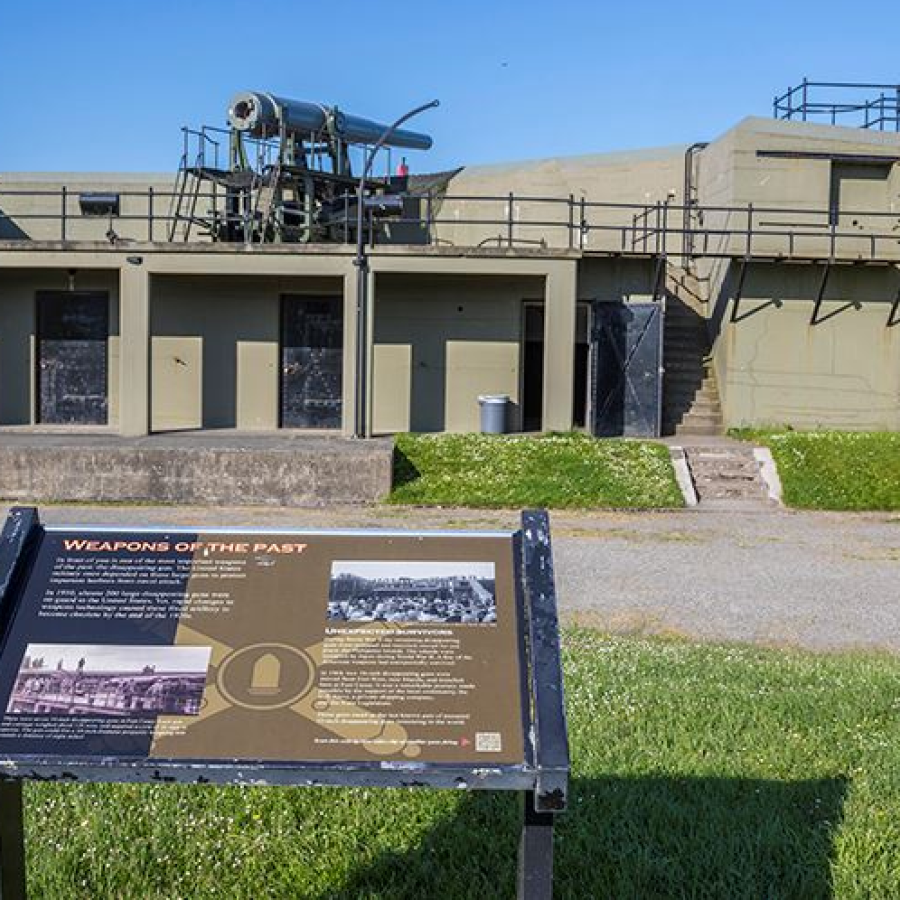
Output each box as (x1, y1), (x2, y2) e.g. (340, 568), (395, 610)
(5, 644), (211, 717)
(327, 560), (497, 625)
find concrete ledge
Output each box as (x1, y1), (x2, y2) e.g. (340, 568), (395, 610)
(668, 446), (698, 507)
(0, 433), (394, 506)
(753, 446), (784, 505)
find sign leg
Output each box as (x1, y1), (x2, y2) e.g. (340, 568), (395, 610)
(517, 790), (554, 900)
(0, 782), (26, 900)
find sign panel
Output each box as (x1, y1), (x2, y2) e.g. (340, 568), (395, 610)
(0, 529), (526, 767)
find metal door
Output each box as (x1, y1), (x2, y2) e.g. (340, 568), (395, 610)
(36, 291), (109, 425)
(280, 295), (343, 429)
(589, 302), (663, 437)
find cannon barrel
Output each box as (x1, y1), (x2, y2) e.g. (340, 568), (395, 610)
(227, 91), (433, 150)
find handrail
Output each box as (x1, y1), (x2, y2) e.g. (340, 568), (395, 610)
(774, 79), (900, 131)
(1, 187), (900, 261)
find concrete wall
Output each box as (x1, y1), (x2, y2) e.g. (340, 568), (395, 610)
(372, 273), (542, 433)
(695, 118), (900, 261)
(0, 434), (394, 506)
(710, 261), (900, 430)
(433, 146), (687, 252)
(0, 174), (175, 242)
(579, 256), (657, 304)
(0, 268), (119, 426)
(151, 274), (342, 432)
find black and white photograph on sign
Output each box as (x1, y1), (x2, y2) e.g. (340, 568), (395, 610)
(6, 644), (211, 717)
(327, 560), (497, 624)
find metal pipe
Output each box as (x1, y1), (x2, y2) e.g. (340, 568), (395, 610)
(354, 99), (440, 439)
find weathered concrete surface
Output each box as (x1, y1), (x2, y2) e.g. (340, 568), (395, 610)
(7, 501), (899, 653)
(0, 433), (394, 506)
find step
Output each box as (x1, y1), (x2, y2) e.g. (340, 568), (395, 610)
(664, 313), (707, 327)
(665, 342), (709, 355)
(664, 298), (707, 315)
(691, 465), (761, 480)
(664, 332), (710, 346)
(664, 358), (713, 370)
(664, 381), (719, 397)
(664, 367), (713, 380)
(683, 447), (772, 505)
(669, 403), (722, 419)
(666, 293), (705, 308)
(696, 486), (770, 501)
(688, 450), (758, 464)
(665, 398), (721, 412)
(664, 327), (709, 339)
(665, 381), (715, 396)
(692, 470), (763, 482)
(664, 387), (721, 404)
(665, 327), (708, 338)
(666, 414), (724, 430)
(665, 371), (712, 383)
(664, 306), (708, 320)
(664, 349), (713, 361)
(673, 423), (722, 436)
(676, 414), (723, 429)
(664, 348), (712, 361)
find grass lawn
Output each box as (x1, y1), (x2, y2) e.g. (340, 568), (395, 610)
(388, 433), (683, 509)
(24, 630), (900, 898)
(732, 430), (900, 511)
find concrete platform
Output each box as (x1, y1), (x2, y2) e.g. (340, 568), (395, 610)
(0, 432), (394, 506)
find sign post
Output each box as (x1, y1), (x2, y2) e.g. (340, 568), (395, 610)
(0, 506), (568, 899)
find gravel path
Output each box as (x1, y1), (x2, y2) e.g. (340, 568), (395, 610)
(9, 503), (899, 653)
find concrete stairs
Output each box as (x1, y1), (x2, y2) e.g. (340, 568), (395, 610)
(683, 444), (773, 507)
(662, 264), (723, 437)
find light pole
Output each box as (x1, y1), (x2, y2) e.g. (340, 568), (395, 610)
(353, 99), (439, 438)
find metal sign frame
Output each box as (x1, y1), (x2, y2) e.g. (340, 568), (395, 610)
(0, 507), (568, 900)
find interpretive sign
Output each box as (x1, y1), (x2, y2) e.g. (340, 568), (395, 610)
(0, 508), (568, 900)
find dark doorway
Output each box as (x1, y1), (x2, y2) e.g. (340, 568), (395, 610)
(521, 301), (591, 432)
(573, 304), (590, 428)
(280, 295), (343, 429)
(36, 291), (109, 425)
(521, 303), (544, 431)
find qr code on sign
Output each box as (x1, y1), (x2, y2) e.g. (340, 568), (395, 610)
(476, 732), (502, 752)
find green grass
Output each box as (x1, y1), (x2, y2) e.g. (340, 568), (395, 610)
(731, 429), (900, 510)
(387, 433), (683, 509)
(24, 630), (900, 898)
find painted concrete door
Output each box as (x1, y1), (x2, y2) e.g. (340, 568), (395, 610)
(280, 295), (343, 429)
(36, 291), (109, 425)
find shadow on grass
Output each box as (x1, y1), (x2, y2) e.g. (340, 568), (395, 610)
(320, 775), (848, 899)
(391, 444), (421, 491)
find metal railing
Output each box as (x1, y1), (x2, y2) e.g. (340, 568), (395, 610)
(774, 79), (900, 131)
(2, 187), (900, 262)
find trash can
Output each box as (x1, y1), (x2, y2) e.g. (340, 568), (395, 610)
(478, 394), (509, 434)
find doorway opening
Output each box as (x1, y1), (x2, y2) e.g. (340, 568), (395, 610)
(520, 301), (590, 432)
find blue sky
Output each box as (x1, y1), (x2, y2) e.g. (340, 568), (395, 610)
(1, 0), (897, 173)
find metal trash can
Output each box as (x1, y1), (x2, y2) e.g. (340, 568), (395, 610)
(478, 394), (509, 434)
